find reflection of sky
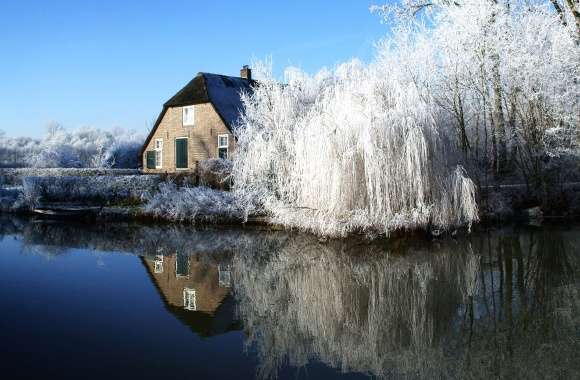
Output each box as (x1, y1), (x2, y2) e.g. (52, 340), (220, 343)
(0, 240), (254, 379)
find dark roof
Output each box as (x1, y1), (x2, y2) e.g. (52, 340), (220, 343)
(164, 75), (209, 107)
(140, 72), (255, 157)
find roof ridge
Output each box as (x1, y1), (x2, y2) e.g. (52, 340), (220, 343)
(200, 72), (245, 80)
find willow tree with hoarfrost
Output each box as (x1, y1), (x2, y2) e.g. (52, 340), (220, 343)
(233, 54), (478, 237)
(233, 0), (579, 237)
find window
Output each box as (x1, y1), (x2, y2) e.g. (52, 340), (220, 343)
(183, 288), (197, 311)
(175, 138), (188, 169)
(154, 255), (164, 274)
(146, 151), (156, 169)
(183, 105), (195, 126)
(217, 134), (229, 159)
(154, 139), (163, 169)
(175, 253), (190, 278)
(218, 264), (231, 288)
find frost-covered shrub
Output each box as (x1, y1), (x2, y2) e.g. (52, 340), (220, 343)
(21, 175), (161, 205)
(144, 182), (243, 223)
(197, 158), (232, 190)
(0, 187), (28, 212)
(234, 61), (479, 237)
(480, 189), (515, 221)
(0, 168), (141, 186)
(27, 144), (82, 168)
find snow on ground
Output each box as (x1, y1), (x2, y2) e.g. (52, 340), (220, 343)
(143, 182), (244, 223)
(0, 168), (142, 186)
(21, 175), (162, 206)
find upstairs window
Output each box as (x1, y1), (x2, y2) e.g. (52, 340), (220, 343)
(218, 134), (229, 159)
(183, 105), (195, 126)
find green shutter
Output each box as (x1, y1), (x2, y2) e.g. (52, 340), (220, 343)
(175, 138), (188, 169)
(146, 151), (156, 169)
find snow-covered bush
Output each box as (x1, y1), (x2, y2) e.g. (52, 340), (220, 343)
(0, 187), (28, 212)
(234, 60), (479, 237)
(0, 124), (145, 168)
(21, 175), (161, 205)
(144, 182), (243, 223)
(197, 158), (232, 190)
(0, 168), (141, 186)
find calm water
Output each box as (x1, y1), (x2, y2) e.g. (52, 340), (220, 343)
(0, 217), (579, 380)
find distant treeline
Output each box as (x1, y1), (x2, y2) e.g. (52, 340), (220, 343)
(0, 124), (145, 168)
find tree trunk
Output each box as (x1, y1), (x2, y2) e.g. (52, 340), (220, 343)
(564, 0), (580, 39)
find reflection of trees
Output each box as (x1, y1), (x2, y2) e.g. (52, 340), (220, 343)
(0, 214), (273, 261)
(1, 215), (578, 379)
(461, 228), (580, 380)
(232, 235), (479, 379)
(233, 230), (580, 379)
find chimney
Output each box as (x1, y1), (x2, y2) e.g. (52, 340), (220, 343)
(240, 65), (252, 81)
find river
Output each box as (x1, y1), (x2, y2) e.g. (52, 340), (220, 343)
(0, 216), (578, 379)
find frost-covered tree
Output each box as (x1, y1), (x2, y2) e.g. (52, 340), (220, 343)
(0, 123), (144, 168)
(232, 0), (578, 237)
(372, 0), (580, 185)
(233, 59), (479, 237)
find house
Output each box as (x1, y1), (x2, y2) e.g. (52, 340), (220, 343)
(141, 65), (254, 173)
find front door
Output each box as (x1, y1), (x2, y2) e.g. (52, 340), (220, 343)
(175, 138), (188, 169)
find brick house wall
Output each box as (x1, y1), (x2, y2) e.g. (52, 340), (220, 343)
(142, 103), (236, 173)
(142, 255), (230, 314)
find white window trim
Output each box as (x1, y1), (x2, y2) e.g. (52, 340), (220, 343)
(217, 134), (229, 159)
(154, 139), (163, 169)
(183, 288), (197, 311)
(175, 137), (189, 171)
(183, 105), (195, 127)
(154, 254), (164, 274)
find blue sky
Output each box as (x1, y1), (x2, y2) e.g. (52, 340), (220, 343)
(0, 0), (389, 138)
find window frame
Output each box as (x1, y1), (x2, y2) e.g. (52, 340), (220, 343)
(218, 264), (232, 288)
(182, 105), (195, 127)
(145, 151), (156, 169)
(217, 134), (229, 159)
(154, 138), (163, 169)
(154, 254), (164, 274)
(175, 253), (191, 279)
(183, 288), (197, 311)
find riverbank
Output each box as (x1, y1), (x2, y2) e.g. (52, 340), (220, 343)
(2, 169), (580, 236)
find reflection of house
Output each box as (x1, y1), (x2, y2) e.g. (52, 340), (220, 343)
(141, 254), (240, 337)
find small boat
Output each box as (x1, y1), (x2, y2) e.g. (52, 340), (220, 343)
(33, 203), (102, 219)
